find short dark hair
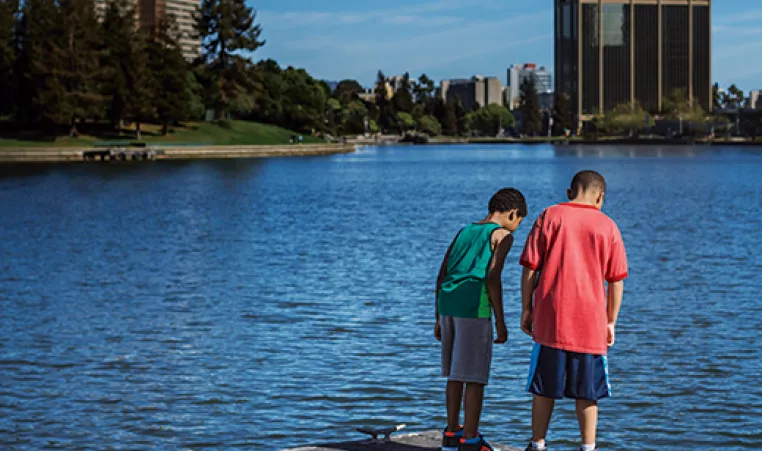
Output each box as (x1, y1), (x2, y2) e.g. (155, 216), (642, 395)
(569, 170), (606, 198)
(489, 188), (527, 217)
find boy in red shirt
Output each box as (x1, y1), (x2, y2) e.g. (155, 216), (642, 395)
(519, 171), (627, 451)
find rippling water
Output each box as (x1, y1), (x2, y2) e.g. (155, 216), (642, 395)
(1, 144), (761, 450)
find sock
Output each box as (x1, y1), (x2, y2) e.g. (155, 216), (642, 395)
(532, 441), (547, 450)
(580, 444), (596, 451)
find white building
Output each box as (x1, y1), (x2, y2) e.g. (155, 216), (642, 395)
(506, 63), (553, 110)
(749, 90), (762, 109)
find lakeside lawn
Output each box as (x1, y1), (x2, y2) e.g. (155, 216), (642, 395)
(0, 120), (323, 148)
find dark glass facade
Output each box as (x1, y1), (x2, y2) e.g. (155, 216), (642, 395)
(581, 4), (599, 114)
(554, 1), (711, 121)
(693, 5), (711, 111)
(634, 4), (659, 113)
(555, 0), (579, 118)
(662, 6), (690, 101)
(602, 4), (630, 111)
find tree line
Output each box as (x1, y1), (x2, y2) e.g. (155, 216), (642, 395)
(0, 0), (554, 139)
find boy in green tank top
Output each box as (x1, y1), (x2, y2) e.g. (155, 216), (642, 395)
(436, 188), (527, 451)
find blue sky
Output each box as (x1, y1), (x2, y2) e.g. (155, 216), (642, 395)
(254, 0), (762, 91)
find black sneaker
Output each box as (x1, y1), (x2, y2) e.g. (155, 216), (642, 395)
(459, 434), (493, 451)
(524, 444), (548, 451)
(441, 426), (463, 451)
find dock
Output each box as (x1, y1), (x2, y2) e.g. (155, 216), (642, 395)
(282, 430), (522, 451)
(0, 144), (356, 163)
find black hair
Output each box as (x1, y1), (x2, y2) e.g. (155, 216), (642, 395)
(488, 188), (527, 217)
(569, 170), (607, 199)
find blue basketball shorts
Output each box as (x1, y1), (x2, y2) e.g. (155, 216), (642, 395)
(526, 343), (612, 401)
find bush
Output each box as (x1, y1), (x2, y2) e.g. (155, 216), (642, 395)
(215, 120), (233, 129)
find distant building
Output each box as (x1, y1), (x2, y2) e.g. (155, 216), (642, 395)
(440, 76), (504, 110)
(555, 0), (711, 125)
(507, 63), (553, 110)
(386, 76), (408, 94)
(95, 0), (201, 61)
(359, 88), (375, 103)
(749, 90), (762, 109)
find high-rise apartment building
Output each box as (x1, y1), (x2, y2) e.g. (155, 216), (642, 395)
(440, 76), (504, 110)
(555, 0), (711, 122)
(97, 0), (201, 61)
(506, 63), (553, 110)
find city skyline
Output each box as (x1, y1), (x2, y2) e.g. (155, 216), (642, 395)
(255, 0), (762, 91)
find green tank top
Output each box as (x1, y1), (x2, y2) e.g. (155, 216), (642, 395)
(438, 222), (502, 319)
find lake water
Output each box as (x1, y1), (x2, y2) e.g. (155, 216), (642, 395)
(1, 144), (761, 450)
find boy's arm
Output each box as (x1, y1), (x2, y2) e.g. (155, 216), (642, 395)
(606, 280), (624, 346)
(434, 236), (458, 341)
(520, 266), (537, 336)
(486, 230), (514, 344)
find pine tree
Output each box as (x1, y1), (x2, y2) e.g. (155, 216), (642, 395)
(124, 32), (155, 140)
(101, 0), (136, 131)
(148, 17), (191, 135)
(22, 0), (105, 135)
(0, 0), (18, 117)
(552, 93), (574, 136)
(520, 74), (542, 136)
(58, 0), (107, 135)
(392, 72), (413, 114)
(374, 70), (394, 132)
(195, 0), (264, 119)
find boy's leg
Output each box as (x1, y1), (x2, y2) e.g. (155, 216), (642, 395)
(565, 352), (610, 449)
(576, 399), (598, 446)
(448, 317), (492, 439)
(463, 383), (485, 439)
(531, 395), (555, 445)
(526, 344), (567, 448)
(446, 380), (464, 432)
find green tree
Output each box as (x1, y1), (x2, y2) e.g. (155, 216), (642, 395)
(0, 0), (18, 117)
(148, 17), (191, 135)
(712, 82), (721, 110)
(433, 98), (457, 136)
(552, 93), (574, 136)
(519, 74), (542, 135)
(604, 102), (652, 136)
(727, 84), (744, 109)
(21, 0), (105, 135)
(186, 71), (206, 120)
(195, 0), (264, 119)
(324, 97), (341, 134)
(413, 73), (435, 114)
(467, 104), (514, 136)
(101, 0), (138, 131)
(374, 70), (395, 132)
(280, 67), (327, 133)
(662, 89), (705, 122)
(341, 100), (367, 135)
(125, 33), (155, 140)
(397, 111), (416, 131)
(392, 73), (414, 114)
(333, 79), (363, 105)
(418, 114), (441, 136)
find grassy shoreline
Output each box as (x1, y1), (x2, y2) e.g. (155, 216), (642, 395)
(0, 120), (322, 148)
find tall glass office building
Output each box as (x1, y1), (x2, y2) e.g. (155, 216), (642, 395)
(555, 0), (711, 123)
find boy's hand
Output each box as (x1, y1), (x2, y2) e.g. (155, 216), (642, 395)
(520, 309), (533, 336)
(434, 321), (441, 342)
(607, 323), (616, 347)
(494, 321), (508, 344)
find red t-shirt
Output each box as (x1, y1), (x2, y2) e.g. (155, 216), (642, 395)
(520, 202), (628, 355)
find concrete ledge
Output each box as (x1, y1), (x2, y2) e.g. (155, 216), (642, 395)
(282, 430), (522, 451)
(0, 144), (355, 163)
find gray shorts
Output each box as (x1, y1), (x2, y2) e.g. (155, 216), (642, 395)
(440, 316), (493, 385)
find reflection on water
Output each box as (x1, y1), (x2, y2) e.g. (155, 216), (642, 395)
(1, 145), (761, 450)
